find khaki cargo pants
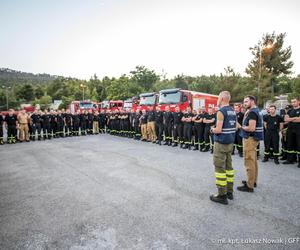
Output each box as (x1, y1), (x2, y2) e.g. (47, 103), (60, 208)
(243, 137), (259, 188)
(19, 123), (29, 141)
(93, 121), (99, 134)
(213, 142), (234, 195)
(141, 124), (148, 140)
(147, 121), (157, 142)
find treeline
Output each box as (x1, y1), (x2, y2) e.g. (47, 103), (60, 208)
(0, 65), (299, 111)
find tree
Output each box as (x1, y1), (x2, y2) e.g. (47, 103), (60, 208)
(16, 84), (34, 102)
(130, 66), (160, 91)
(246, 32), (294, 106)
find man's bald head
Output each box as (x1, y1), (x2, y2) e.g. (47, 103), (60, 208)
(217, 91), (231, 106)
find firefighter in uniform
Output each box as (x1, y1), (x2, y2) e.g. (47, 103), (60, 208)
(17, 109), (30, 142)
(80, 110), (88, 135)
(192, 108), (204, 151)
(5, 109), (18, 144)
(283, 98), (300, 168)
(238, 95), (264, 192)
(42, 110), (51, 139)
(140, 109), (148, 141)
(87, 109), (94, 135)
(30, 110), (42, 140)
(64, 109), (73, 137)
(182, 107), (193, 149)
(99, 110), (106, 133)
(232, 103), (244, 157)
(172, 106), (183, 147)
(262, 105), (283, 165)
(210, 91), (236, 205)
(50, 110), (57, 138)
(56, 110), (65, 137)
(203, 107), (216, 152)
(133, 109), (141, 140)
(147, 107), (156, 143)
(280, 105), (291, 160)
(72, 110), (81, 136)
(93, 111), (100, 134)
(163, 106), (173, 146)
(0, 112), (4, 145)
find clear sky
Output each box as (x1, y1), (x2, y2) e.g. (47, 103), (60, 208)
(0, 0), (299, 79)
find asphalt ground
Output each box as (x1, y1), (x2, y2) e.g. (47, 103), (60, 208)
(0, 134), (299, 250)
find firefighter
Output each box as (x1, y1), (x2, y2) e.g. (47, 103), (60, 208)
(99, 110), (106, 133)
(283, 98), (300, 168)
(87, 109), (94, 135)
(109, 110), (115, 135)
(232, 103), (244, 157)
(182, 107), (194, 149)
(210, 91), (236, 205)
(237, 95), (264, 192)
(73, 110), (81, 136)
(42, 110), (51, 139)
(140, 109), (148, 141)
(64, 109), (73, 137)
(163, 106), (173, 146)
(172, 106), (183, 147)
(56, 110), (65, 137)
(50, 110), (57, 138)
(93, 111), (100, 134)
(128, 109), (135, 137)
(0, 112), (3, 145)
(192, 108), (205, 151)
(17, 109), (30, 142)
(123, 110), (130, 137)
(280, 105), (292, 160)
(80, 110), (87, 135)
(4, 109), (18, 144)
(133, 109), (141, 140)
(262, 105), (283, 165)
(30, 109), (42, 140)
(147, 106), (156, 143)
(203, 107), (216, 152)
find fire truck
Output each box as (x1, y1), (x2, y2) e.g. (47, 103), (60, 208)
(99, 100), (124, 112)
(124, 96), (139, 112)
(138, 92), (158, 111)
(69, 100), (98, 113)
(157, 88), (218, 112)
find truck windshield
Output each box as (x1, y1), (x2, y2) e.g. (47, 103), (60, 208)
(140, 95), (156, 105)
(101, 101), (109, 109)
(124, 102), (132, 109)
(80, 102), (94, 109)
(159, 91), (181, 104)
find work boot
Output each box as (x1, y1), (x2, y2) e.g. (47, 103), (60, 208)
(282, 160), (294, 164)
(210, 194), (228, 205)
(172, 143), (178, 147)
(188, 145), (191, 150)
(262, 157), (269, 162)
(237, 183), (254, 192)
(163, 141), (168, 145)
(242, 180), (256, 188)
(202, 147), (210, 152)
(227, 192), (234, 200)
(193, 145), (199, 151)
(168, 141), (172, 146)
(274, 158), (280, 165)
(239, 152), (243, 158)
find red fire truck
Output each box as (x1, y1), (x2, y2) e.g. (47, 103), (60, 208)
(157, 88), (218, 112)
(138, 92), (158, 111)
(99, 100), (124, 112)
(69, 100), (98, 113)
(124, 96), (139, 112)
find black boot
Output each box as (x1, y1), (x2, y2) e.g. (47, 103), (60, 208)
(193, 145), (199, 151)
(262, 157), (269, 162)
(237, 183), (254, 192)
(172, 143), (178, 147)
(242, 180), (257, 188)
(274, 157), (279, 165)
(227, 192), (234, 200)
(210, 194), (228, 205)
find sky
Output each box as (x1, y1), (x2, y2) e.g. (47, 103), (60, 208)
(0, 0), (299, 79)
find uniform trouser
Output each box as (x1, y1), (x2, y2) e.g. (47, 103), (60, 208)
(286, 128), (300, 163)
(56, 123), (64, 137)
(81, 122), (87, 135)
(213, 142), (234, 195)
(183, 124), (192, 145)
(87, 121), (93, 134)
(155, 123), (164, 142)
(243, 137), (259, 189)
(93, 121), (99, 134)
(134, 125), (141, 138)
(194, 125), (204, 148)
(7, 125), (17, 143)
(147, 121), (156, 142)
(264, 130), (280, 159)
(204, 126), (212, 149)
(50, 123), (57, 137)
(0, 125), (3, 143)
(281, 132), (287, 157)
(65, 123), (72, 136)
(99, 122), (105, 133)
(233, 130), (243, 153)
(19, 124), (29, 141)
(164, 124), (172, 141)
(141, 124), (148, 140)
(43, 123), (51, 139)
(73, 123), (80, 135)
(32, 123), (42, 139)
(173, 124), (183, 144)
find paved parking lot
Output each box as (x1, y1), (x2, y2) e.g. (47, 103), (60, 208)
(0, 134), (299, 250)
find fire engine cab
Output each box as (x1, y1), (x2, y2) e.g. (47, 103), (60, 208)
(69, 101), (98, 113)
(138, 92), (158, 111)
